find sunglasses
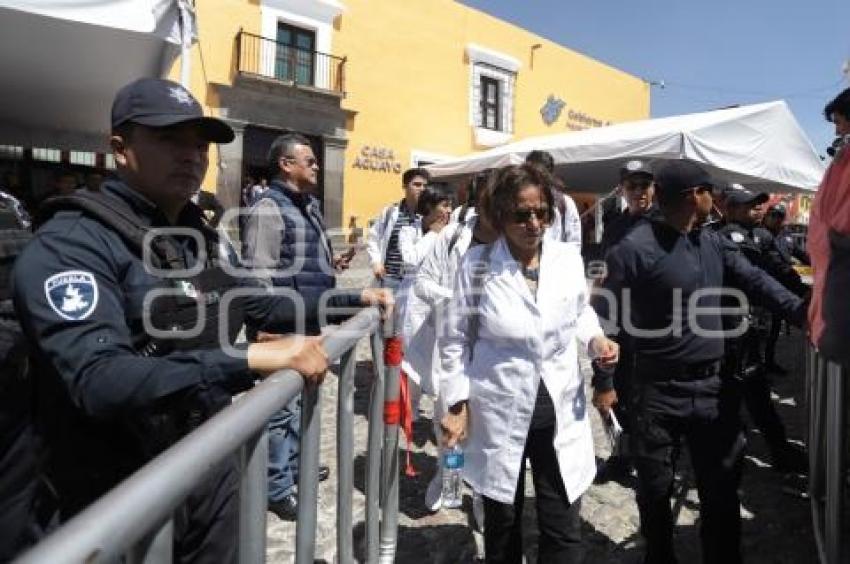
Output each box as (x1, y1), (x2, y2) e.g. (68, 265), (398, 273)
(512, 207), (550, 224)
(283, 156), (318, 167)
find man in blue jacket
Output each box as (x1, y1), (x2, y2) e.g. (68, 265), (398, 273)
(242, 132), (392, 519)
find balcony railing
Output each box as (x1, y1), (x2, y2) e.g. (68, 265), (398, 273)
(237, 31), (346, 96)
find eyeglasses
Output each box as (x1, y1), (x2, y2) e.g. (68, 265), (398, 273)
(283, 156), (318, 167)
(409, 181), (428, 188)
(512, 207), (550, 224)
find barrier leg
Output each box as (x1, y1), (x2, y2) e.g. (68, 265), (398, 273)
(365, 331), (386, 564)
(295, 385), (321, 564)
(379, 336), (402, 564)
(825, 362), (846, 564)
(238, 430), (268, 564)
(337, 350), (357, 564)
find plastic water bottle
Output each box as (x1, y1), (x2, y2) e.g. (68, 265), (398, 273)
(442, 445), (464, 508)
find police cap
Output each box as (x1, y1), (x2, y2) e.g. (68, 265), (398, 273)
(111, 78), (234, 143)
(653, 160), (713, 199)
(723, 183), (769, 207)
(619, 159), (653, 181)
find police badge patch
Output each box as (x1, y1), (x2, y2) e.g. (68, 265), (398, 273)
(44, 270), (98, 321)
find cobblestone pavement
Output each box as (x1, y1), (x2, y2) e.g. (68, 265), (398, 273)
(265, 252), (817, 563)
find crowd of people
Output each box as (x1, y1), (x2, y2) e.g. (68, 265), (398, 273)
(0, 76), (848, 564)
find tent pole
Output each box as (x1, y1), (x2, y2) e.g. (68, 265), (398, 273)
(177, 1), (194, 88)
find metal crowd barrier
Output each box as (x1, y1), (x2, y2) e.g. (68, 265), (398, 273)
(15, 307), (402, 564)
(805, 345), (848, 564)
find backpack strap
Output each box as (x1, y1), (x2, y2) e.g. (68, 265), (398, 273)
(467, 242), (494, 361)
(37, 191), (184, 269)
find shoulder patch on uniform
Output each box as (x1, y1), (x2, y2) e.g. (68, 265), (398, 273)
(730, 231), (745, 243)
(44, 270), (98, 321)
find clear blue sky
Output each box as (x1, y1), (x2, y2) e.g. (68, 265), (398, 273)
(462, 0), (849, 158)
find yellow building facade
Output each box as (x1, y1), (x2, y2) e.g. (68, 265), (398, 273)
(171, 0), (649, 231)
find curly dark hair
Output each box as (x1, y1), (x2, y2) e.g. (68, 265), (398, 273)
(484, 164), (554, 231)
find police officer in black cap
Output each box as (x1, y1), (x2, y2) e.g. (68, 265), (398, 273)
(593, 160), (805, 564)
(594, 159), (659, 481)
(10, 78), (329, 561)
(717, 184), (807, 473)
(762, 203), (810, 372)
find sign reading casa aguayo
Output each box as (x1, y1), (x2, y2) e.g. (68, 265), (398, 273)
(352, 145), (403, 173)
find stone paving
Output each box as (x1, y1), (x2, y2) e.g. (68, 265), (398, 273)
(265, 252), (817, 563)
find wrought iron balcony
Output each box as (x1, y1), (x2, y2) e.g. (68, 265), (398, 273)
(236, 31), (346, 96)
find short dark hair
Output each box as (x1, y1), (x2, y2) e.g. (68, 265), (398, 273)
(267, 132), (312, 176)
(415, 183), (455, 216)
(402, 167), (431, 186)
(824, 87), (850, 123)
(485, 164), (554, 230)
(112, 122), (137, 141)
(525, 150), (555, 173)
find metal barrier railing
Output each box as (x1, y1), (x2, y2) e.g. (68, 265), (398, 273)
(14, 307), (401, 564)
(806, 345), (848, 564)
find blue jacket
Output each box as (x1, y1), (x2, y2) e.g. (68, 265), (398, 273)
(249, 180), (363, 335)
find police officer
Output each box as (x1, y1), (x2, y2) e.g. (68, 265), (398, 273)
(718, 185), (807, 473)
(0, 190), (39, 561)
(11, 78), (328, 562)
(762, 203), (810, 372)
(594, 159), (658, 482)
(593, 161), (805, 564)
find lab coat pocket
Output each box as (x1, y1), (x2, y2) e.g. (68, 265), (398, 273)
(468, 386), (514, 452)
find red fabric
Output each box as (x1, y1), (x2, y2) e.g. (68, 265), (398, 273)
(384, 337), (403, 367)
(399, 371), (418, 477)
(808, 146), (850, 346)
(383, 400), (401, 425)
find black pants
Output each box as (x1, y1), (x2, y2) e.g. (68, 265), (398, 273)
(764, 313), (782, 366)
(482, 425), (583, 564)
(172, 454), (241, 564)
(725, 336), (789, 460)
(630, 361), (744, 564)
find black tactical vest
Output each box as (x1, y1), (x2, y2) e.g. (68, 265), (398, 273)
(38, 191), (244, 457)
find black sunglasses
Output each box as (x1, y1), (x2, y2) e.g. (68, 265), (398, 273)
(512, 207), (550, 224)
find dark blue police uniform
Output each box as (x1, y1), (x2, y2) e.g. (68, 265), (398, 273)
(11, 179), (297, 562)
(718, 219), (808, 472)
(597, 205), (804, 564)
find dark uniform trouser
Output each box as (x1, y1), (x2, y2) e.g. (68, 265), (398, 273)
(727, 332), (789, 459)
(173, 453), (241, 564)
(630, 359), (744, 564)
(482, 425), (583, 564)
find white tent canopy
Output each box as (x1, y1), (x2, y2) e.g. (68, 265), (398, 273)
(427, 101), (826, 194)
(0, 0), (185, 153)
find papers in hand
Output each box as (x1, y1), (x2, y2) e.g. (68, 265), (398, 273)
(604, 410), (623, 453)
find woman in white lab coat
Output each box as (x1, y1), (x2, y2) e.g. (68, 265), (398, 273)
(440, 164), (618, 564)
(412, 172), (499, 515)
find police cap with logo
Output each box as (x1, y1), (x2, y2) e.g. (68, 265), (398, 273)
(111, 78), (234, 143)
(619, 159), (653, 181)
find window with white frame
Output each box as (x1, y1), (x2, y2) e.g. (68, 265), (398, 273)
(466, 44), (520, 146)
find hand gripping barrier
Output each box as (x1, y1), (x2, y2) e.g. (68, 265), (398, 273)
(15, 306), (404, 564)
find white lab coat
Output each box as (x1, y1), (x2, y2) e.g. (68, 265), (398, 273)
(411, 217), (479, 395)
(396, 221), (441, 389)
(547, 192), (582, 248)
(439, 236), (602, 504)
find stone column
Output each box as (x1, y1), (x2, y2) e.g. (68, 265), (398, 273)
(216, 119), (247, 212)
(322, 134), (348, 232)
